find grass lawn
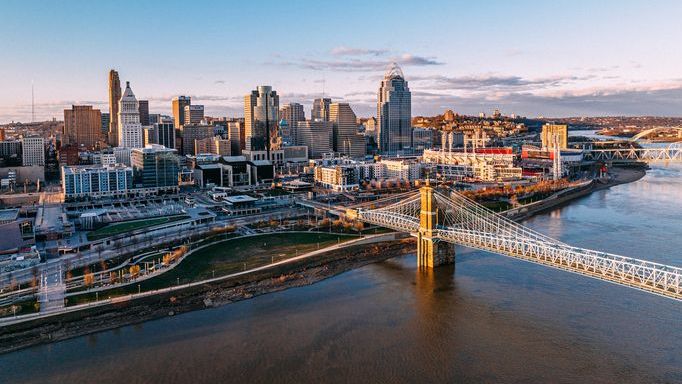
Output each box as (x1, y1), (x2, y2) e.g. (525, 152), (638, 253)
(87, 215), (189, 241)
(68, 232), (357, 305)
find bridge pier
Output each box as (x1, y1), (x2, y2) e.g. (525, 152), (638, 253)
(417, 181), (455, 268)
(417, 233), (454, 268)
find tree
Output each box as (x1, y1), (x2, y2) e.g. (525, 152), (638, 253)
(129, 265), (141, 278)
(84, 272), (95, 287)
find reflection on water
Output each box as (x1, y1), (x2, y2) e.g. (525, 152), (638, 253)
(1, 164), (682, 383)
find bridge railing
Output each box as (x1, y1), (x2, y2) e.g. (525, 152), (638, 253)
(438, 228), (682, 299)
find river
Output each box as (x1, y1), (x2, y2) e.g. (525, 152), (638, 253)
(2, 161), (681, 383)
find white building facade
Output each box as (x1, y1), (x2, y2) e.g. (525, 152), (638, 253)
(117, 81), (144, 149)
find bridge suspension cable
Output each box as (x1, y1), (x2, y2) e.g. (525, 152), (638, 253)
(354, 187), (682, 301)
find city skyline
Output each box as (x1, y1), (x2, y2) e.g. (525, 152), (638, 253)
(3, 0), (682, 123)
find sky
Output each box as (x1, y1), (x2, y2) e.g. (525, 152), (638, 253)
(1, 0), (682, 123)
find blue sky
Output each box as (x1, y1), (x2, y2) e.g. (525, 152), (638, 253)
(2, 0), (682, 123)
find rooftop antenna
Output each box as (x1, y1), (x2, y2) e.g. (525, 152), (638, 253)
(321, 73), (326, 98)
(31, 81), (35, 123)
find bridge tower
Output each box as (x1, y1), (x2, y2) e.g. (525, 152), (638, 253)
(417, 181), (455, 268)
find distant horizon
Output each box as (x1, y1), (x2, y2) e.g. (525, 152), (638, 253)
(3, 0), (682, 123)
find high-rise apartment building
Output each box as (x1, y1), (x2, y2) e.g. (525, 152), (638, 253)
(244, 86), (279, 155)
(312, 98), (331, 121)
(184, 105), (204, 125)
(63, 105), (102, 149)
(21, 137), (45, 166)
(62, 164), (132, 200)
(377, 63), (412, 153)
(138, 100), (150, 126)
(172, 96), (191, 128)
(117, 82), (144, 149)
(541, 124), (568, 150)
(280, 103), (305, 145)
(108, 70), (122, 146)
(330, 103), (365, 158)
(297, 120), (332, 158)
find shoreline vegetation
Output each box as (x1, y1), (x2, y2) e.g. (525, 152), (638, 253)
(0, 165), (647, 354)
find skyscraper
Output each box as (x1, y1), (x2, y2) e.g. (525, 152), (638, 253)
(280, 102), (305, 145)
(101, 112), (110, 136)
(108, 70), (121, 146)
(330, 103), (365, 158)
(152, 122), (176, 149)
(297, 120), (333, 158)
(138, 100), (150, 126)
(312, 98), (331, 121)
(244, 86), (279, 155)
(117, 82), (144, 148)
(184, 105), (204, 125)
(377, 63), (412, 153)
(63, 105), (102, 149)
(227, 120), (244, 155)
(172, 96), (191, 128)
(181, 124), (214, 155)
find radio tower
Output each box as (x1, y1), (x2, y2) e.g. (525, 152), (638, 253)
(31, 81), (35, 123)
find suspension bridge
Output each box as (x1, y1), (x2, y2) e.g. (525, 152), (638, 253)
(346, 182), (682, 301)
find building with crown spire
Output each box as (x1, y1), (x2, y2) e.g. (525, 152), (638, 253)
(117, 81), (144, 149)
(377, 63), (412, 154)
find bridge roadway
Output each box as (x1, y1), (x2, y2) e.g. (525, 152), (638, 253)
(354, 189), (682, 301)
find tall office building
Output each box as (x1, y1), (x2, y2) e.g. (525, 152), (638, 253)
(181, 124), (214, 155)
(138, 100), (150, 126)
(108, 70), (122, 146)
(244, 86), (279, 155)
(131, 144), (180, 189)
(312, 98), (331, 121)
(330, 103), (365, 158)
(227, 120), (244, 155)
(297, 120), (332, 158)
(172, 96), (191, 128)
(377, 63), (412, 153)
(184, 105), (204, 125)
(152, 122), (176, 149)
(195, 137), (231, 156)
(63, 105), (102, 149)
(21, 137), (45, 166)
(280, 103), (305, 145)
(101, 113), (110, 136)
(117, 82), (144, 148)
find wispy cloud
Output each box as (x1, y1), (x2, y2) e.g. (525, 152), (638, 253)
(410, 74), (595, 93)
(269, 52), (444, 72)
(330, 46), (388, 57)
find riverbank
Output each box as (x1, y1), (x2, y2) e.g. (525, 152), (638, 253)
(505, 165), (646, 221)
(0, 166), (648, 354)
(0, 236), (415, 354)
